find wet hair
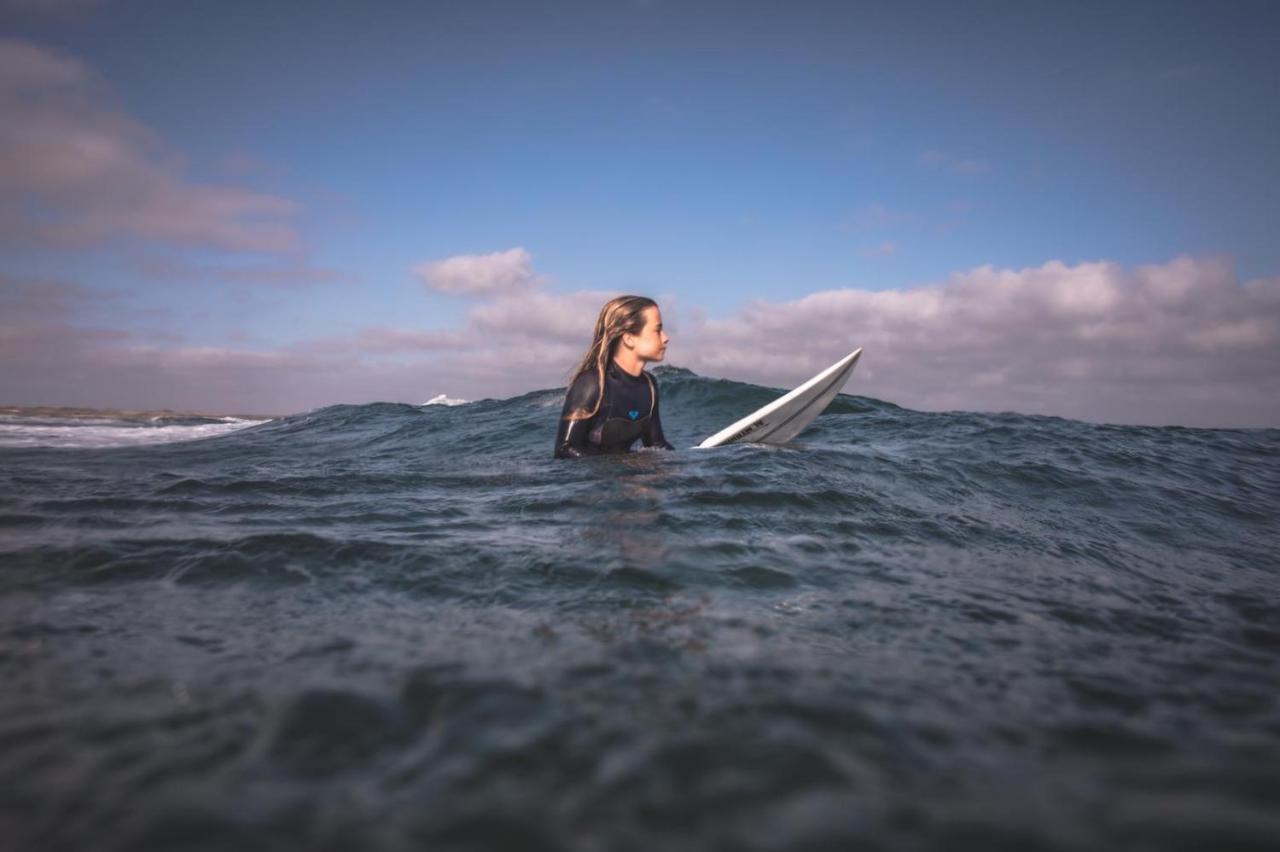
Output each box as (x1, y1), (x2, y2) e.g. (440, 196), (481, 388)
(565, 295), (658, 420)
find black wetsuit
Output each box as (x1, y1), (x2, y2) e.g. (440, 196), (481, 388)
(554, 363), (675, 458)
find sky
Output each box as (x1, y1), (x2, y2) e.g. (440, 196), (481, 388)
(1, 0), (1278, 426)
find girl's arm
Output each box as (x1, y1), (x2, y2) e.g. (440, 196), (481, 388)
(642, 380), (675, 451)
(554, 373), (602, 459)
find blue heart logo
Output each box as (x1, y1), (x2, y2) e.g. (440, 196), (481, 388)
(628, 409), (640, 420)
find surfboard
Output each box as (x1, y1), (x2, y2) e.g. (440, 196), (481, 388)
(696, 348), (863, 448)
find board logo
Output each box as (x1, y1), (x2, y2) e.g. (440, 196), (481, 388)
(628, 409), (640, 420)
(725, 419), (765, 444)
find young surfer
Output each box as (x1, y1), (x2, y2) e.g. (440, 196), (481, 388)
(554, 295), (676, 459)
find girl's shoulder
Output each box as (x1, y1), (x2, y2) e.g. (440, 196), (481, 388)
(565, 370), (602, 409)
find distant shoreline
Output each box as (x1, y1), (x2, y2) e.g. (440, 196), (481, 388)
(0, 405), (277, 422)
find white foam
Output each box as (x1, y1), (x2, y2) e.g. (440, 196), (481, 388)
(422, 394), (469, 407)
(0, 418), (265, 449)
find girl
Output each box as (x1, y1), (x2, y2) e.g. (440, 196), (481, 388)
(554, 296), (675, 458)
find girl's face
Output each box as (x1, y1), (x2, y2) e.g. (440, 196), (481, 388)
(627, 306), (669, 363)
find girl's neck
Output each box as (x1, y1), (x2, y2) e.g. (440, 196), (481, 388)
(612, 351), (645, 377)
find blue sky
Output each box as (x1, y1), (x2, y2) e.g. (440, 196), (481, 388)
(2, 0), (1278, 424)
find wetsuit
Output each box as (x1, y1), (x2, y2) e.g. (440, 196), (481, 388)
(554, 362), (675, 458)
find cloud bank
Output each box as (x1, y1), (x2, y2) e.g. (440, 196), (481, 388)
(0, 38), (301, 254)
(3, 253), (1277, 427)
(679, 256), (1279, 427)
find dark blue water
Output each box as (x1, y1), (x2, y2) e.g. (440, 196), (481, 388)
(3, 368), (1279, 851)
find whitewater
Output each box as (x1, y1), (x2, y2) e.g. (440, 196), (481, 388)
(2, 366), (1277, 851)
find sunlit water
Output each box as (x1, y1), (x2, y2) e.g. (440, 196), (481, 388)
(3, 367), (1278, 851)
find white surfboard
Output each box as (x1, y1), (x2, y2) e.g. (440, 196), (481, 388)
(696, 348), (863, 448)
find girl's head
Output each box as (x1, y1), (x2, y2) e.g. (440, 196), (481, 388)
(595, 295), (666, 363)
(567, 295), (669, 418)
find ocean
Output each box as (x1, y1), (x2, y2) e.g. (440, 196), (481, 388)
(2, 367), (1278, 851)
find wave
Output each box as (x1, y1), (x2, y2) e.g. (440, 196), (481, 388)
(423, 393), (469, 406)
(0, 415), (265, 450)
(3, 368), (1273, 463)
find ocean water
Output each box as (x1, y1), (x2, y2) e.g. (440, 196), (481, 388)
(2, 367), (1278, 852)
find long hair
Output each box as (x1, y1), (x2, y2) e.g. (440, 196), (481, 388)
(565, 295), (657, 420)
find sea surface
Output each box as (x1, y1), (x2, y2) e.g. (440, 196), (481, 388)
(2, 367), (1278, 852)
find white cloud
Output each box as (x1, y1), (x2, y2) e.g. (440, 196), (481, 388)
(0, 38), (302, 254)
(469, 287), (614, 341)
(413, 247), (541, 296)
